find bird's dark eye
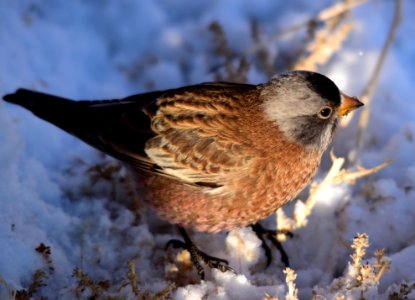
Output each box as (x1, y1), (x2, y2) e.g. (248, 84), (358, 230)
(318, 106), (333, 119)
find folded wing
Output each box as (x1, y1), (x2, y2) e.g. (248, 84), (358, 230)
(3, 83), (257, 187)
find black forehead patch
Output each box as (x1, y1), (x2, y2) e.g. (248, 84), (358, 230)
(302, 72), (341, 105)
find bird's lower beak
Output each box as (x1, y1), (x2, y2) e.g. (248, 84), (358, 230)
(338, 93), (364, 116)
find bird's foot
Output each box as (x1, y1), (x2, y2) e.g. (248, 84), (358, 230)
(251, 222), (293, 268)
(166, 226), (235, 280)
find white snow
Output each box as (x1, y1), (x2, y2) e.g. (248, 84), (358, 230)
(1, 0), (414, 299)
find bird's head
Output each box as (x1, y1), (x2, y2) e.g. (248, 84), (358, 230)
(260, 70), (363, 151)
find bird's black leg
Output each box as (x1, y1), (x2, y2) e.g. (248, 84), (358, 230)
(166, 226), (235, 280)
(251, 223), (293, 268)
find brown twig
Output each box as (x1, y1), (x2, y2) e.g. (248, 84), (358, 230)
(251, 21), (275, 77)
(73, 268), (110, 298)
(209, 21), (249, 83)
(127, 258), (139, 295)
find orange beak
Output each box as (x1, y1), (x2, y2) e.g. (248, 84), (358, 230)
(338, 93), (364, 116)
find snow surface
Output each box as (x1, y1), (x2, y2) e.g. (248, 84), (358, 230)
(1, 0), (415, 299)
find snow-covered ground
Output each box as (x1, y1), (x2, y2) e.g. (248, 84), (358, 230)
(1, 0), (415, 299)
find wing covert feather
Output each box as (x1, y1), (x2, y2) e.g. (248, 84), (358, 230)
(144, 83), (257, 185)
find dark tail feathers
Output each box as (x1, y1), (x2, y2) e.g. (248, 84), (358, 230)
(3, 88), (155, 168)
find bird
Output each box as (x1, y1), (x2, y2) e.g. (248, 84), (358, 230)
(3, 70), (363, 278)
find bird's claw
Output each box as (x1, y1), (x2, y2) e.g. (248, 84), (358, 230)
(166, 227), (235, 280)
(251, 223), (292, 268)
(191, 246), (235, 276)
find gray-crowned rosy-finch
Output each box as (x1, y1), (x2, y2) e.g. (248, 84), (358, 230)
(3, 71), (363, 277)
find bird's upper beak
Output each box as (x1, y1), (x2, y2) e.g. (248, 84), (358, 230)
(338, 93), (364, 116)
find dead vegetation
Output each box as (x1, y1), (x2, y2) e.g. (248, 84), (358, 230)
(2, 0), (404, 298)
(311, 233), (391, 299)
(276, 152), (391, 235)
(2, 244), (52, 299)
(70, 265), (174, 299)
(266, 235), (391, 300)
(209, 21), (250, 83)
(205, 0), (402, 297)
(1, 246), (174, 300)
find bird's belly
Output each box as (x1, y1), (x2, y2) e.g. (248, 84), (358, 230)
(133, 156), (319, 233)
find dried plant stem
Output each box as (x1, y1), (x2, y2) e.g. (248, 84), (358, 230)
(294, 152), (345, 228)
(284, 267), (299, 300)
(277, 152), (390, 232)
(313, 234), (391, 297)
(374, 260), (389, 283)
(359, 0), (402, 105)
(319, 0), (367, 22)
(293, 23), (353, 71)
(333, 160), (392, 184)
(246, 0), (368, 56)
(209, 21), (249, 83)
(351, 233), (369, 269)
(293, 0), (358, 71)
(128, 258), (139, 295)
(350, 236), (391, 286)
(353, 0), (402, 162)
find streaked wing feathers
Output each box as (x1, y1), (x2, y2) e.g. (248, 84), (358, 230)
(145, 83), (256, 185)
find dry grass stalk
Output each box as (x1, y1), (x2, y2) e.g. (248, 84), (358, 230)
(12, 270), (48, 300)
(350, 233), (391, 287)
(73, 268), (110, 298)
(296, 153), (345, 227)
(284, 267), (299, 300)
(35, 243), (55, 275)
(313, 234), (390, 298)
(27, 270), (48, 297)
(373, 249), (391, 283)
(263, 293), (279, 300)
(293, 22), (352, 71)
(251, 21), (275, 77)
(276, 208), (297, 242)
(277, 152), (390, 233)
(128, 258), (139, 295)
(293, 0), (361, 71)
(209, 21), (249, 83)
(278, 152), (345, 232)
(352, 0), (402, 162)
(246, 0), (368, 56)
(319, 0), (366, 21)
(333, 160), (392, 184)
(10, 244), (58, 298)
(71, 262), (173, 299)
(211, 1), (367, 81)
(351, 233), (369, 269)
